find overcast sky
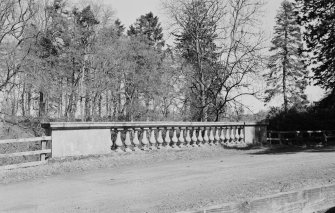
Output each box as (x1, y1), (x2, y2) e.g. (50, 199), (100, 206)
(97, 0), (324, 112)
(102, 0), (281, 44)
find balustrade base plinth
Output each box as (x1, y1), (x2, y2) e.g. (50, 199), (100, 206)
(149, 146), (157, 150)
(115, 148), (124, 153)
(124, 147), (133, 152)
(133, 147), (141, 152)
(179, 144), (185, 148)
(171, 144), (179, 149)
(141, 146), (150, 151)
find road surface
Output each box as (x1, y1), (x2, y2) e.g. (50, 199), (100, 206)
(1, 147), (335, 212)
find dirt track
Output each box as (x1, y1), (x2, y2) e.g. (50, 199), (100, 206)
(1, 146), (335, 213)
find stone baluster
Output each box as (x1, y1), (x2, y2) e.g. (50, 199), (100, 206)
(225, 127), (231, 146)
(179, 129), (185, 148)
(235, 127), (240, 144)
(214, 128), (220, 145)
(209, 128), (215, 145)
(149, 128), (157, 150)
(133, 129), (141, 151)
(198, 129), (203, 146)
(157, 128), (164, 149)
(230, 127), (235, 144)
(203, 128), (209, 145)
(185, 129), (192, 147)
(192, 129), (198, 147)
(172, 128), (179, 148)
(124, 129), (132, 152)
(165, 128), (171, 148)
(220, 127), (226, 145)
(239, 126), (244, 143)
(141, 128), (149, 151)
(115, 128), (124, 152)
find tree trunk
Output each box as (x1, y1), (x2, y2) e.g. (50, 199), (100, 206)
(283, 26), (288, 113)
(21, 82), (25, 117)
(11, 91), (16, 116)
(201, 84), (208, 122)
(27, 87), (31, 117)
(98, 94), (102, 119)
(196, 33), (207, 122)
(66, 70), (76, 121)
(105, 91), (109, 118)
(39, 91), (45, 118)
(84, 91), (90, 121)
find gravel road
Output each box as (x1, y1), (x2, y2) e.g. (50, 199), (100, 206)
(1, 146), (335, 213)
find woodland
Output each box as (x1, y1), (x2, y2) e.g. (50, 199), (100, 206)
(0, 0), (334, 131)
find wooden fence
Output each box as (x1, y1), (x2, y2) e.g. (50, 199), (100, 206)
(267, 130), (335, 145)
(0, 136), (52, 170)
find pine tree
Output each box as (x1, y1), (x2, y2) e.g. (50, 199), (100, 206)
(127, 12), (164, 48)
(296, 0), (335, 91)
(173, 0), (220, 121)
(264, 0), (308, 113)
(114, 19), (125, 37)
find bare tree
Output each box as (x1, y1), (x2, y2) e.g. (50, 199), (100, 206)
(0, 0), (36, 91)
(163, 0), (265, 121)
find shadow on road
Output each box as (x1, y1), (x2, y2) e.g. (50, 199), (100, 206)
(325, 207), (335, 213)
(249, 145), (335, 155)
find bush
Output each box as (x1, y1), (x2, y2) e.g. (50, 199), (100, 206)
(267, 92), (335, 131)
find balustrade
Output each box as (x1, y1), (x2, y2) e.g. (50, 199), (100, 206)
(110, 122), (247, 152)
(43, 121), (268, 157)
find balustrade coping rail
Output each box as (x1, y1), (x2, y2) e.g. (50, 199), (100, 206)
(42, 121), (267, 130)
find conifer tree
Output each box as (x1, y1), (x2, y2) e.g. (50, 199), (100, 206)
(173, 0), (220, 121)
(264, 0), (308, 112)
(296, 0), (335, 91)
(127, 12), (164, 48)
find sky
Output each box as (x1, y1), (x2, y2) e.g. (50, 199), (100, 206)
(102, 0), (281, 40)
(99, 0), (324, 113)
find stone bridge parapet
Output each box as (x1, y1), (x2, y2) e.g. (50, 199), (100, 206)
(42, 122), (267, 158)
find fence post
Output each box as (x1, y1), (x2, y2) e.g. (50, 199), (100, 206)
(40, 139), (47, 161)
(322, 130), (327, 145)
(294, 131), (301, 146)
(279, 132), (282, 145)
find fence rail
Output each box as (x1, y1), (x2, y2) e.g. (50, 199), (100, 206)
(0, 136), (52, 170)
(267, 130), (335, 145)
